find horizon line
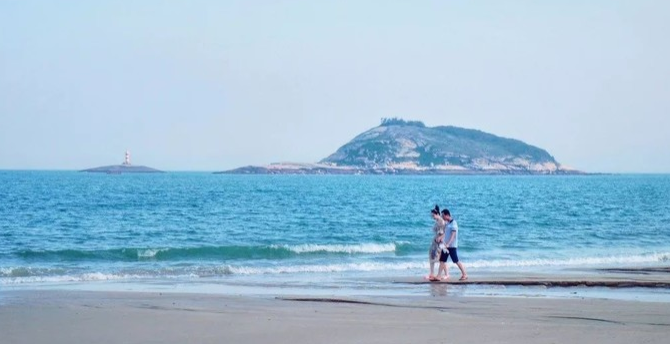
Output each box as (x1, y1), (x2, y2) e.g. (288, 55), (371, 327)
(2, 168), (670, 175)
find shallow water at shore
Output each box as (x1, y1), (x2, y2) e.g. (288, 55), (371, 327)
(5, 268), (670, 304)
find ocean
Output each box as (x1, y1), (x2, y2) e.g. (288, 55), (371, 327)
(2, 172), (669, 296)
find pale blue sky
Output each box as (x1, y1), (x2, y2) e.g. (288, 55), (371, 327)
(1, 0), (668, 172)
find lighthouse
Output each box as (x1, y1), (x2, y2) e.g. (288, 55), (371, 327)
(81, 150), (162, 173)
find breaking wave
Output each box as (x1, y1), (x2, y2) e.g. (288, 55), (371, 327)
(14, 243), (407, 262)
(2, 252), (668, 284)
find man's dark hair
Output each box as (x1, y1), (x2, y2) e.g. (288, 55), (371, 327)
(441, 209), (451, 216)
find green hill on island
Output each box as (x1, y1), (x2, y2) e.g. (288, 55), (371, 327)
(220, 119), (581, 175)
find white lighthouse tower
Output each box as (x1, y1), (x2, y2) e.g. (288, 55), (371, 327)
(123, 150), (131, 166)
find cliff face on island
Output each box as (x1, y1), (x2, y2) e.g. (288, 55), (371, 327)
(220, 119), (582, 175)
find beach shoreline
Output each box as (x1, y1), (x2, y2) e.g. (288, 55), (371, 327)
(5, 266), (670, 301)
(2, 288), (669, 344)
(3, 267), (670, 343)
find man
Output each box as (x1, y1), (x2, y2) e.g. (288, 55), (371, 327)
(439, 209), (468, 281)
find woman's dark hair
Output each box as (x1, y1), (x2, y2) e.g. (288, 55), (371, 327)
(441, 209), (451, 216)
(431, 205), (440, 215)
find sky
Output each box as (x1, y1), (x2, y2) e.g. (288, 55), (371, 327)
(1, 0), (669, 172)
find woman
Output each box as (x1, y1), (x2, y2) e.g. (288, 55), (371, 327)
(427, 205), (445, 281)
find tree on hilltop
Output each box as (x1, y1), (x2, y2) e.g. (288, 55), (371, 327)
(380, 118), (425, 127)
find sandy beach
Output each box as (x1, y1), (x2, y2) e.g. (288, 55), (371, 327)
(2, 284), (669, 344)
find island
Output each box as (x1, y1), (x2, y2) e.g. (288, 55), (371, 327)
(218, 118), (583, 175)
(81, 151), (164, 174)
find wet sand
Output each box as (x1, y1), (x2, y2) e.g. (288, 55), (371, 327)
(393, 266), (670, 288)
(2, 288), (670, 344)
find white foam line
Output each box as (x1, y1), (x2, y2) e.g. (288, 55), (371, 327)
(468, 252), (670, 268)
(273, 243), (398, 254)
(2, 252), (668, 283)
(136, 248), (169, 258)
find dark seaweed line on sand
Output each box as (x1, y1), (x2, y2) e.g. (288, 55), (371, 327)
(395, 280), (670, 288)
(277, 297), (448, 310)
(599, 267), (670, 274)
(547, 316), (670, 327)
(546, 316), (625, 325)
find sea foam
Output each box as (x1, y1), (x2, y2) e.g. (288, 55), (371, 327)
(2, 252), (668, 284)
(273, 243), (398, 254)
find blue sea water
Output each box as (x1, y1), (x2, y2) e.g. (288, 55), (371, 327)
(1, 172), (669, 294)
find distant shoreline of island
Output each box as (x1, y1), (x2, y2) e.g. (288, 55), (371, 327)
(217, 119), (585, 175)
(215, 163), (588, 175)
(71, 119), (617, 176)
(2, 169), (643, 175)
(79, 151), (163, 174)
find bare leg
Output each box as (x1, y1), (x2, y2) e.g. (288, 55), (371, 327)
(437, 262), (449, 280)
(428, 250), (437, 278)
(456, 262), (468, 280)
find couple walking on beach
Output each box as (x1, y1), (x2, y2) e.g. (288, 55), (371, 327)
(428, 205), (468, 282)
